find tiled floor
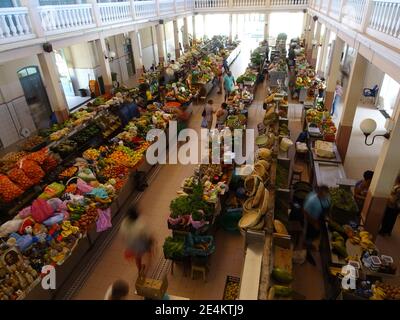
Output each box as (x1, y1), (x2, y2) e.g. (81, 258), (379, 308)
(74, 44), (400, 300)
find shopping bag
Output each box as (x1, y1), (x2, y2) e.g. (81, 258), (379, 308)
(96, 208), (112, 232)
(31, 199), (54, 223)
(201, 117), (208, 128)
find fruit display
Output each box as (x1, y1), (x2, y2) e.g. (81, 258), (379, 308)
(0, 174), (24, 202)
(306, 109), (337, 139)
(52, 140), (77, 158)
(163, 236), (185, 259)
(20, 159), (45, 184)
(223, 276), (240, 300)
(58, 166), (78, 180)
(236, 70), (257, 84)
(329, 187), (359, 224)
(21, 135), (46, 151)
(71, 124), (100, 145)
(271, 268), (293, 284)
(373, 282), (400, 300)
(7, 168), (34, 191)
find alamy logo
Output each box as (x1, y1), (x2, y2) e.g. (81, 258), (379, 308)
(41, 265), (56, 290)
(341, 264), (356, 290)
(145, 121), (255, 165)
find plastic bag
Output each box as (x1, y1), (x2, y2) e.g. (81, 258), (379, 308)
(10, 233), (33, 252)
(0, 219), (24, 237)
(18, 206), (32, 219)
(20, 159), (45, 184)
(47, 198), (64, 211)
(96, 208), (112, 232)
(43, 213), (64, 227)
(31, 199), (54, 223)
(0, 174), (24, 202)
(88, 187), (108, 199)
(280, 137), (294, 152)
(201, 117), (208, 128)
(38, 182), (65, 200)
(76, 178), (94, 194)
(78, 168), (97, 182)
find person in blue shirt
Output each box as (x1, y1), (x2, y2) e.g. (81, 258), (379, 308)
(303, 185), (331, 265)
(223, 71), (235, 102)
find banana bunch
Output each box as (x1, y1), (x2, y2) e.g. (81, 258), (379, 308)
(61, 221), (80, 238)
(359, 231), (375, 249)
(370, 286), (386, 300)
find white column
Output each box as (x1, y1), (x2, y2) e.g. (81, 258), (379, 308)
(192, 15), (196, 41)
(317, 27), (329, 75)
(173, 19), (180, 58)
(229, 13), (233, 42)
(306, 17), (316, 50)
(151, 25), (158, 64)
(86, 0), (102, 26)
(301, 11), (307, 39)
(311, 21), (321, 66)
(95, 37), (113, 93)
(362, 94), (400, 238)
(203, 14), (206, 38)
(20, 0), (44, 37)
(235, 13), (239, 39)
(155, 23), (165, 63)
(37, 52), (69, 122)
(264, 12), (270, 42)
(182, 17), (189, 51)
(114, 34), (129, 84)
(325, 36), (345, 112)
(129, 30), (143, 74)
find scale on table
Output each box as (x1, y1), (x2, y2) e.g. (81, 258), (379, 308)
(308, 123), (322, 137)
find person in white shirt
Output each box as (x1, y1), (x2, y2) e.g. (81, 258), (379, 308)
(331, 80), (343, 116)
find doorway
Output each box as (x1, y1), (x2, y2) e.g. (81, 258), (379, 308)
(17, 66), (53, 130)
(125, 37), (136, 77)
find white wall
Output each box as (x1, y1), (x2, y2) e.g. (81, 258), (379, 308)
(364, 63), (384, 90)
(140, 26), (157, 69)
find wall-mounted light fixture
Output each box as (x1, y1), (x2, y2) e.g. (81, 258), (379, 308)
(360, 118), (390, 146)
(105, 50), (116, 61)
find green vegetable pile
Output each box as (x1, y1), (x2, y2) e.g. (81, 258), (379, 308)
(163, 236), (185, 259)
(330, 187), (358, 212)
(169, 183), (213, 219)
(71, 124), (100, 144)
(236, 72), (257, 84)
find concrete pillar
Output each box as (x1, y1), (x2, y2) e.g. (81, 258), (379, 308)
(235, 13), (239, 39)
(155, 23), (165, 63)
(192, 15), (196, 41)
(306, 17), (316, 62)
(203, 14), (206, 38)
(264, 12), (270, 41)
(37, 52), (69, 122)
(304, 14), (311, 48)
(229, 13), (233, 42)
(183, 17), (189, 51)
(301, 11), (307, 39)
(173, 20), (180, 59)
(362, 95), (400, 239)
(129, 30), (143, 74)
(317, 28), (330, 76)
(336, 52), (368, 160)
(95, 37), (113, 93)
(114, 34), (129, 84)
(151, 25), (158, 64)
(324, 37), (344, 112)
(311, 22), (321, 67)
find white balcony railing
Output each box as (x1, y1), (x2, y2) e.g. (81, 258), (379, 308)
(367, 0), (400, 45)
(176, 0), (187, 11)
(159, 0), (175, 15)
(329, 0), (341, 18)
(38, 4), (95, 35)
(270, 0), (308, 6)
(194, 0), (229, 9)
(232, 0), (268, 6)
(134, 0), (158, 20)
(0, 7), (34, 43)
(99, 2), (132, 25)
(341, 0), (367, 27)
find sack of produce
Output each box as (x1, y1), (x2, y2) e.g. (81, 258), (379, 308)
(78, 168), (97, 182)
(280, 137), (294, 152)
(25, 148), (48, 164)
(244, 175), (261, 197)
(41, 153), (59, 172)
(76, 178), (94, 194)
(31, 199), (54, 223)
(257, 148), (272, 161)
(0, 219), (24, 237)
(238, 209), (261, 229)
(17, 206), (32, 219)
(0, 174), (24, 202)
(315, 140), (335, 158)
(7, 167), (34, 190)
(20, 159), (45, 184)
(38, 182), (65, 200)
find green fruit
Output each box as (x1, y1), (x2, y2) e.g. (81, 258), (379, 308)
(271, 268), (293, 284)
(273, 285), (293, 297)
(332, 242), (348, 258)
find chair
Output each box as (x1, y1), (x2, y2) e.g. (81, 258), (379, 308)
(191, 256), (208, 282)
(362, 85), (379, 105)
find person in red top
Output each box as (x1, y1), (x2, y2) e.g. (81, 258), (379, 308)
(217, 64), (223, 94)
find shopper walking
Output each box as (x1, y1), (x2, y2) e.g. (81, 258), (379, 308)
(354, 170), (374, 211)
(201, 99), (215, 130)
(302, 185), (331, 265)
(379, 175), (400, 236)
(223, 71), (235, 102)
(120, 207), (154, 275)
(216, 102), (229, 128)
(331, 80), (343, 116)
(104, 280), (130, 300)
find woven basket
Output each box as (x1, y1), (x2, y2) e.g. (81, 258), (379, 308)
(244, 175), (261, 197)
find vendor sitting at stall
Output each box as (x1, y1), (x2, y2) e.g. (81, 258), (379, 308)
(354, 170), (374, 211)
(303, 185), (331, 265)
(216, 102), (228, 128)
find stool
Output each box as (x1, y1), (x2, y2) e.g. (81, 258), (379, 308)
(191, 264), (208, 282)
(290, 165), (303, 185)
